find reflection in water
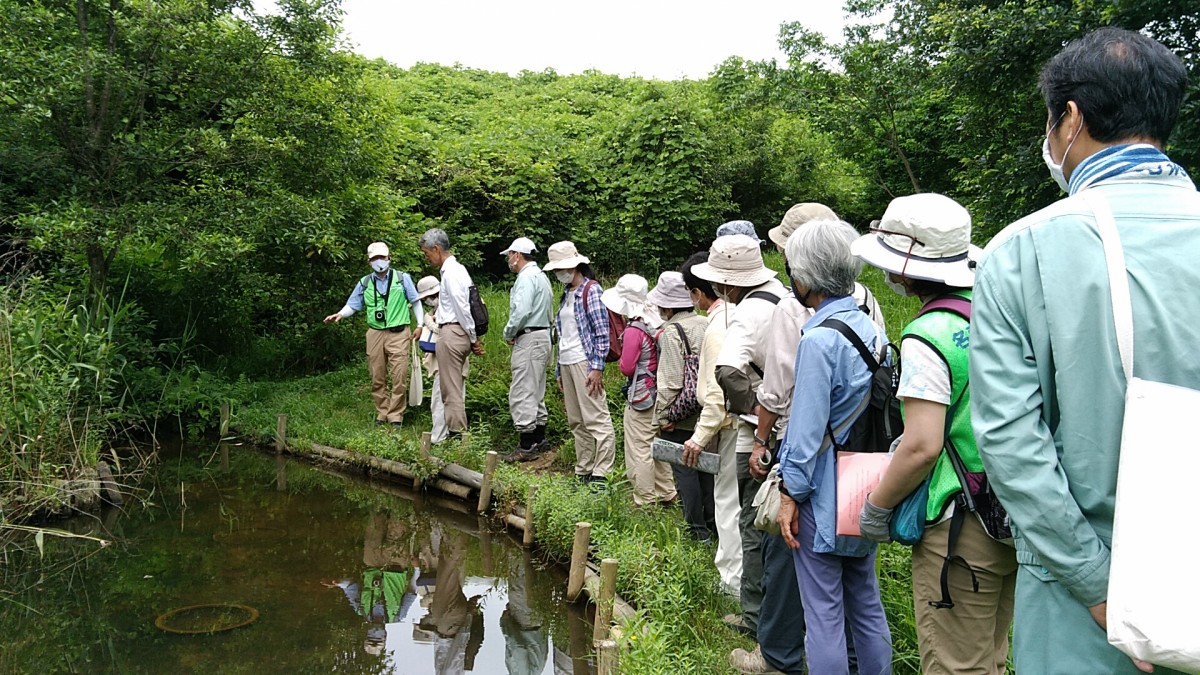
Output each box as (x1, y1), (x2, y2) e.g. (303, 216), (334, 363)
(1, 444), (594, 675)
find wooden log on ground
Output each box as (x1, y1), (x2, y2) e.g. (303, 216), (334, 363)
(477, 451), (499, 512)
(566, 522), (591, 602)
(582, 572), (637, 623)
(593, 558), (618, 643)
(440, 462), (483, 490)
(428, 477), (471, 500)
(310, 444), (418, 480)
(596, 639), (618, 675)
(505, 512), (527, 533)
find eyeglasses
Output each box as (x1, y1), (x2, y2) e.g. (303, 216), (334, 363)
(871, 227), (925, 279)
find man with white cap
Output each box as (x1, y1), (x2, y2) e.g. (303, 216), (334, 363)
(500, 237), (553, 462)
(325, 242), (425, 427)
(690, 233), (788, 640)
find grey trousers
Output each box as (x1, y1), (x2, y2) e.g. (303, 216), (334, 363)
(509, 331), (550, 432)
(735, 422), (764, 632)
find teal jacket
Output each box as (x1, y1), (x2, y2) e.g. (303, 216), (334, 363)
(971, 156), (1200, 610)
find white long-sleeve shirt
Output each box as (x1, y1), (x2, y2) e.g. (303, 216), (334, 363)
(436, 255), (477, 342)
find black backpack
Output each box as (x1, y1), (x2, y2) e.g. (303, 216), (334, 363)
(819, 317), (902, 454)
(468, 285), (489, 337)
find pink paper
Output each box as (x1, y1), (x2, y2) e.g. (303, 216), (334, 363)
(836, 452), (893, 537)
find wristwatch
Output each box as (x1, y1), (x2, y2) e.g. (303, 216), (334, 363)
(753, 434), (770, 447)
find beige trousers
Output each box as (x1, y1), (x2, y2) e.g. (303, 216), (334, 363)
(366, 327), (412, 423)
(436, 323), (472, 433)
(623, 405), (677, 505)
(559, 361), (615, 477)
(509, 331), (551, 432)
(712, 424), (743, 596)
(912, 510), (1018, 675)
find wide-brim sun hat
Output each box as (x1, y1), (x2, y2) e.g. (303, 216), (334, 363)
(366, 241), (389, 259)
(500, 236), (537, 256)
(850, 193), (982, 288)
(768, 203), (839, 249)
(542, 240), (590, 271)
(691, 234), (778, 288)
(416, 275), (440, 299)
(601, 274), (661, 326)
(646, 271), (693, 309)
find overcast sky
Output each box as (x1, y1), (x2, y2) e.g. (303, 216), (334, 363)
(326, 0), (849, 80)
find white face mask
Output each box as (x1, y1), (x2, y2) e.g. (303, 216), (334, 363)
(1042, 112), (1082, 194)
(423, 297), (437, 307)
(884, 276), (910, 297)
(554, 270), (575, 284)
(370, 259), (389, 274)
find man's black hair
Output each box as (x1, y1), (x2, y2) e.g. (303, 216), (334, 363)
(681, 251), (717, 301)
(1040, 27), (1187, 144)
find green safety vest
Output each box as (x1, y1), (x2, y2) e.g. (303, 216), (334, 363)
(359, 568), (410, 621)
(900, 290), (981, 522)
(361, 270), (414, 331)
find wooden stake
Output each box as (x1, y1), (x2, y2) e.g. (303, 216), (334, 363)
(596, 639), (618, 675)
(566, 522), (592, 602)
(593, 558), (618, 643)
(419, 431), (432, 460)
(477, 451), (499, 513)
(219, 403), (231, 436)
(522, 486), (537, 546)
(219, 443), (229, 473)
(275, 414), (288, 454)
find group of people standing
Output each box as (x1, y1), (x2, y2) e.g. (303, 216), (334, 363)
(326, 27), (1197, 675)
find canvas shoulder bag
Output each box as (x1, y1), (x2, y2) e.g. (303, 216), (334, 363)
(1088, 190), (1200, 672)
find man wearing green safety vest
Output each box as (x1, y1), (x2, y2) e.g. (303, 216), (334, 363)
(325, 242), (425, 427)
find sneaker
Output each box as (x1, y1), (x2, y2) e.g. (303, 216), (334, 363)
(502, 447), (534, 463)
(728, 646), (784, 674)
(374, 419), (387, 427)
(723, 613), (755, 638)
(390, 421), (403, 429)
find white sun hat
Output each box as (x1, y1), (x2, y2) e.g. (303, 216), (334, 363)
(646, 271), (693, 309)
(850, 193), (981, 288)
(601, 274), (662, 326)
(366, 242), (389, 259)
(768, 203), (839, 250)
(691, 234), (778, 288)
(500, 236), (537, 256)
(416, 275), (440, 299)
(542, 241), (590, 271)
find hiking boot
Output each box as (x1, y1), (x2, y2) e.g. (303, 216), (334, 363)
(504, 432), (539, 463)
(723, 613), (755, 638)
(728, 646), (784, 674)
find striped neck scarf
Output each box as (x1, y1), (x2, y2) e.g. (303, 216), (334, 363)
(1069, 143), (1193, 195)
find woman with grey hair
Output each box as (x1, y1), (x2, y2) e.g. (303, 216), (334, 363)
(774, 219), (893, 675)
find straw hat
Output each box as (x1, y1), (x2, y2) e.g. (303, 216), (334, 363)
(542, 241), (590, 271)
(601, 274), (661, 326)
(646, 271), (693, 309)
(500, 237), (537, 255)
(366, 242), (389, 259)
(850, 193), (981, 288)
(691, 235), (778, 288)
(768, 203), (839, 249)
(416, 275), (440, 299)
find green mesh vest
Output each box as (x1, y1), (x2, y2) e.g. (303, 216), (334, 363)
(360, 270), (413, 330)
(900, 290), (979, 522)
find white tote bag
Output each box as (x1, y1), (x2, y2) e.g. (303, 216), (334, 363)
(1089, 191), (1200, 671)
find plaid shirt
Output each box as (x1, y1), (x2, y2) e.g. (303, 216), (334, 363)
(556, 278), (610, 374)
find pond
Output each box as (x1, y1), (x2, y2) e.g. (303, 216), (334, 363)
(1, 442), (597, 674)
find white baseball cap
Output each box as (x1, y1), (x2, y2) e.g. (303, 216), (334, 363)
(366, 242), (389, 259)
(500, 237), (537, 256)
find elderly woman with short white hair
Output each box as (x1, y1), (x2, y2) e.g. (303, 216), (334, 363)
(775, 219), (893, 675)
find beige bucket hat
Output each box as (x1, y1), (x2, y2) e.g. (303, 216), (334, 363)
(601, 274), (661, 326)
(416, 275), (440, 299)
(768, 203), (839, 249)
(850, 193), (981, 288)
(542, 241), (590, 271)
(691, 235), (778, 288)
(646, 271), (693, 309)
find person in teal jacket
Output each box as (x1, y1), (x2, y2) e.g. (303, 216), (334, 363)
(853, 193), (1017, 675)
(969, 28), (1196, 674)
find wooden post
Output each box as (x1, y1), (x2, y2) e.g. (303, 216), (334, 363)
(219, 403), (231, 436)
(219, 443), (230, 473)
(596, 639), (618, 675)
(592, 558), (618, 643)
(566, 522), (592, 602)
(275, 453), (287, 492)
(477, 451), (499, 513)
(522, 486), (537, 546)
(419, 432), (432, 460)
(275, 414), (288, 454)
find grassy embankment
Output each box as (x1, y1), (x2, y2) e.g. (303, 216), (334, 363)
(232, 256), (926, 674)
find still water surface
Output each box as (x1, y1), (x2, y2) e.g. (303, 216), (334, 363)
(2, 443), (595, 674)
